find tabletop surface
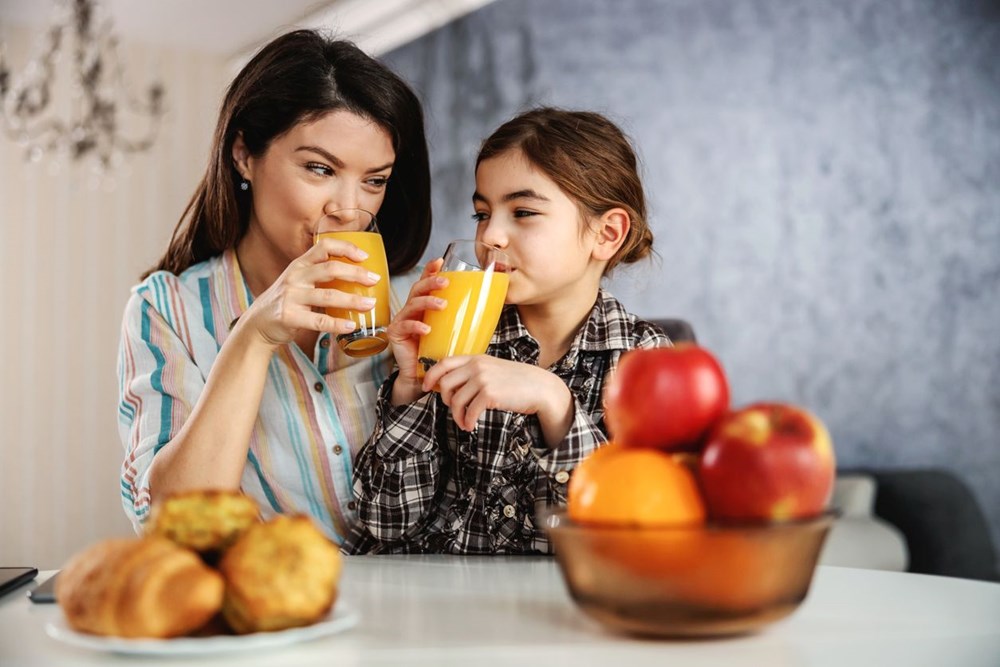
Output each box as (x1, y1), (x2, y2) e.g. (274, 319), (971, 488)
(1, 556), (999, 666)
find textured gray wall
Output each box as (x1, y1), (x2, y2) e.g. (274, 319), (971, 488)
(384, 0), (1000, 558)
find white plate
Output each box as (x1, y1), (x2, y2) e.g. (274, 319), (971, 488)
(44, 602), (359, 656)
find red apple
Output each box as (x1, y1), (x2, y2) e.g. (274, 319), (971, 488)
(699, 402), (836, 521)
(604, 344), (730, 450)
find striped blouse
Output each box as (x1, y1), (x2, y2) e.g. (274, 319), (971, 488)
(117, 248), (407, 545)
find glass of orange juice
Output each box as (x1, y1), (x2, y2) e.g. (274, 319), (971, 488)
(313, 209), (390, 357)
(417, 240), (510, 378)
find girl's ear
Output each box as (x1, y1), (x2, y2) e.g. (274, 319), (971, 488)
(231, 132), (254, 181)
(592, 208), (631, 262)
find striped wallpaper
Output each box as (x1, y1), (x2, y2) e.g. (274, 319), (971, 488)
(0, 23), (228, 568)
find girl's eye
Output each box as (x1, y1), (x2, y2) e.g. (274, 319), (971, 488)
(472, 211), (489, 223)
(364, 176), (389, 189)
(513, 209), (538, 218)
(306, 163), (332, 176)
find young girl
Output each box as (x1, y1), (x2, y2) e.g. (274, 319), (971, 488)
(349, 108), (670, 554)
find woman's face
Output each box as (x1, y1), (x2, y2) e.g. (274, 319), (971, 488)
(236, 109), (396, 266)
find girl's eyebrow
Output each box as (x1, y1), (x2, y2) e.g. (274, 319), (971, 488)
(472, 189), (551, 204)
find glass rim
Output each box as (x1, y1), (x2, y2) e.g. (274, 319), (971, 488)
(313, 208), (378, 235)
(539, 507), (839, 534)
(443, 239), (510, 265)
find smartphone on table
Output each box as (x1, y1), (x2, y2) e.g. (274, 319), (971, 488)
(27, 571), (59, 603)
(0, 567), (38, 599)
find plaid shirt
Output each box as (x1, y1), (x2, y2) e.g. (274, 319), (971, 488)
(347, 289), (671, 554)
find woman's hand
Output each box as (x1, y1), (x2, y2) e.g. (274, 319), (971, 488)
(385, 258), (446, 405)
(241, 237), (380, 347)
(422, 355), (574, 445)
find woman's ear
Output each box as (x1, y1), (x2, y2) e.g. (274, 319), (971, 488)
(592, 208), (631, 262)
(231, 132), (254, 181)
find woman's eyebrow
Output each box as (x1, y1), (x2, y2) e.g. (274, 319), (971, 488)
(296, 145), (344, 167)
(295, 146), (393, 173)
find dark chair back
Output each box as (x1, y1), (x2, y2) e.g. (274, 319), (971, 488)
(648, 318), (697, 344)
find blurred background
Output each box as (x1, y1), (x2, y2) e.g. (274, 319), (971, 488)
(0, 0), (997, 571)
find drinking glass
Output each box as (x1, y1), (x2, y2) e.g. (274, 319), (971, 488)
(313, 209), (390, 357)
(417, 240), (510, 378)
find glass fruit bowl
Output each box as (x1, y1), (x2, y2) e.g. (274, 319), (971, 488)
(543, 509), (835, 638)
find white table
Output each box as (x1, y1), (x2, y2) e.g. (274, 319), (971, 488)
(1, 557), (999, 666)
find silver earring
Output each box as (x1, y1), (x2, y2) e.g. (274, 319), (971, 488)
(240, 179), (249, 191)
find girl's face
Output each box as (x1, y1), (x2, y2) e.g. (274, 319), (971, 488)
(236, 109), (396, 266)
(473, 149), (604, 309)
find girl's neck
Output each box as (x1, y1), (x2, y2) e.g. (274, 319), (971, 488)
(518, 288), (600, 369)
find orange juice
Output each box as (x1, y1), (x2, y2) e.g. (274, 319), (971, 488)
(418, 269), (509, 374)
(315, 230), (390, 352)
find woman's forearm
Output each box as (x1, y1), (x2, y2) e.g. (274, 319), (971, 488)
(147, 320), (278, 502)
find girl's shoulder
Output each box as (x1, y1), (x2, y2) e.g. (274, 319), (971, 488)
(629, 317), (674, 348)
(593, 290), (673, 349)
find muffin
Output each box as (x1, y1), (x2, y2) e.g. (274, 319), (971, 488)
(218, 515), (342, 633)
(146, 489), (261, 553)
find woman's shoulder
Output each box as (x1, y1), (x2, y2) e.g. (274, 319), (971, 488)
(125, 255), (224, 320)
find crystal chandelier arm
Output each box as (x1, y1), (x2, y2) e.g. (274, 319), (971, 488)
(0, 0), (167, 171)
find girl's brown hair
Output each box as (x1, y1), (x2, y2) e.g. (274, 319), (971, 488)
(476, 107), (653, 272)
(144, 30), (431, 279)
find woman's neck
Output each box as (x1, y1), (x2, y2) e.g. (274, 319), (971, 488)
(234, 227), (285, 298)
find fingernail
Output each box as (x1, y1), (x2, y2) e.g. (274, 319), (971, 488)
(360, 297), (376, 308)
(367, 271), (381, 282)
(434, 297), (446, 307)
(356, 250), (370, 260)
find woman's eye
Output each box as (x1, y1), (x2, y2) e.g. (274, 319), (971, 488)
(513, 209), (538, 218)
(306, 163), (332, 176)
(472, 211), (489, 223)
(365, 176), (389, 189)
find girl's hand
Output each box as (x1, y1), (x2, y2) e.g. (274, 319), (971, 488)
(385, 258), (447, 405)
(241, 237), (380, 347)
(423, 356), (574, 440)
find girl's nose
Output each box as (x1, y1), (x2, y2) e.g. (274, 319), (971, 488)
(477, 221), (507, 250)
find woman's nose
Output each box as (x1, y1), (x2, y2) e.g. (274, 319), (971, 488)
(324, 187), (360, 218)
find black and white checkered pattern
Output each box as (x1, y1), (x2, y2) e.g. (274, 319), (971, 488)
(347, 289), (671, 554)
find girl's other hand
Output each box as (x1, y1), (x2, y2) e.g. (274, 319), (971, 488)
(423, 355), (572, 436)
(386, 258), (447, 404)
(241, 237), (380, 347)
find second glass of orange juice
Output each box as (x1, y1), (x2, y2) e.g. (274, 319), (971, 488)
(418, 240), (510, 378)
(314, 209), (391, 357)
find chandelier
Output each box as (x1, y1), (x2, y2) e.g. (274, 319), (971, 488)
(0, 0), (165, 170)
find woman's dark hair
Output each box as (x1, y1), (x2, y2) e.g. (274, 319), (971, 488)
(144, 30), (431, 278)
(476, 107), (652, 273)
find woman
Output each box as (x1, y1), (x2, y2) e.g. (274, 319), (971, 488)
(117, 30), (431, 546)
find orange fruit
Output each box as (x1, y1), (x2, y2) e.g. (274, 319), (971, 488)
(566, 444), (708, 581)
(568, 443), (707, 527)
